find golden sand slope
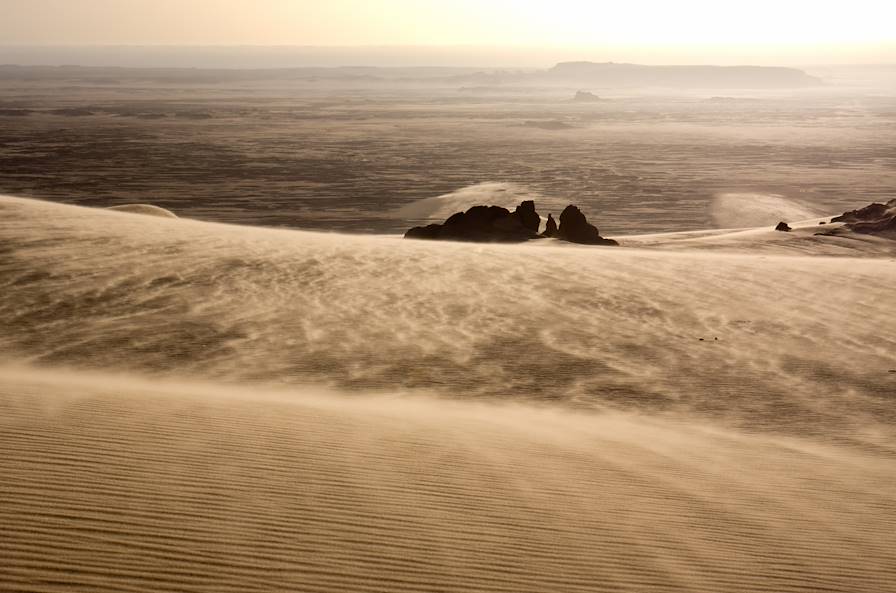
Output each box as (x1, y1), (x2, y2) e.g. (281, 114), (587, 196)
(2, 195), (896, 440)
(2, 196), (895, 591)
(2, 368), (895, 593)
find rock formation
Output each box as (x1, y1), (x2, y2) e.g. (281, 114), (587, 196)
(542, 214), (558, 237)
(404, 201), (617, 246)
(814, 199), (896, 239)
(831, 202), (892, 224)
(557, 205), (619, 245)
(775, 221), (792, 232)
(831, 198), (896, 238)
(514, 200), (541, 234)
(404, 204), (538, 243)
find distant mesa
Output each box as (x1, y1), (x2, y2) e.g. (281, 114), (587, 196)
(775, 221), (792, 232)
(547, 62), (822, 89)
(0, 62), (823, 90)
(107, 204), (178, 218)
(404, 200), (617, 246)
(830, 198), (896, 239)
(573, 91), (603, 102)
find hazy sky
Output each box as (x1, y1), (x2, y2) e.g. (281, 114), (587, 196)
(2, 0), (895, 65)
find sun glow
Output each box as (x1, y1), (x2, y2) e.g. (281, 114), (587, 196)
(1, 0), (895, 64)
(483, 0), (896, 45)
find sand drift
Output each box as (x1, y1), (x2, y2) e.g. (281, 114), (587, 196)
(1, 196), (895, 592)
(1, 195), (894, 437)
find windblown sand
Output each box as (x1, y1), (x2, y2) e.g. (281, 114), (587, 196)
(1, 196), (895, 592)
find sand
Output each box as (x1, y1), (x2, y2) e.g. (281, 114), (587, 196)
(2, 368), (895, 593)
(2, 195), (895, 592)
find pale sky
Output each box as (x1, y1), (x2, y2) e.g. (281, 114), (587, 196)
(1, 0), (895, 65)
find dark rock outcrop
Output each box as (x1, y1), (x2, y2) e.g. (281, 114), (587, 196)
(558, 205), (619, 245)
(404, 223), (444, 240)
(542, 214), (558, 237)
(405, 201), (617, 245)
(514, 200), (540, 233)
(849, 217), (896, 237)
(831, 198), (896, 239)
(831, 202), (891, 223)
(404, 204), (538, 243)
(775, 221), (792, 232)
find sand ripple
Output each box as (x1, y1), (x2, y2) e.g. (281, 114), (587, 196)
(1, 370), (895, 593)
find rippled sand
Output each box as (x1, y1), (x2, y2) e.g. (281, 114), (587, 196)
(3, 369), (896, 593)
(1, 196), (895, 592)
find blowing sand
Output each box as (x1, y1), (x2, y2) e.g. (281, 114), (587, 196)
(2, 369), (895, 593)
(1, 195), (895, 592)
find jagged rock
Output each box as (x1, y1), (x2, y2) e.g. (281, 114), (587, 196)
(542, 213), (558, 237)
(558, 205), (618, 245)
(848, 216), (896, 237)
(404, 223), (444, 240)
(514, 200), (540, 233)
(831, 198), (896, 239)
(831, 201), (892, 223)
(405, 201), (618, 245)
(404, 203), (538, 243)
(775, 221), (792, 232)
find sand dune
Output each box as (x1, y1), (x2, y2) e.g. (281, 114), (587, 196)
(2, 195), (894, 437)
(709, 192), (821, 229)
(1, 195), (895, 592)
(106, 204), (179, 218)
(2, 367), (895, 593)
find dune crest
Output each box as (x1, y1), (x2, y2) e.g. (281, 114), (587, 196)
(106, 203), (178, 218)
(710, 192), (820, 228)
(1, 194), (894, 438)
